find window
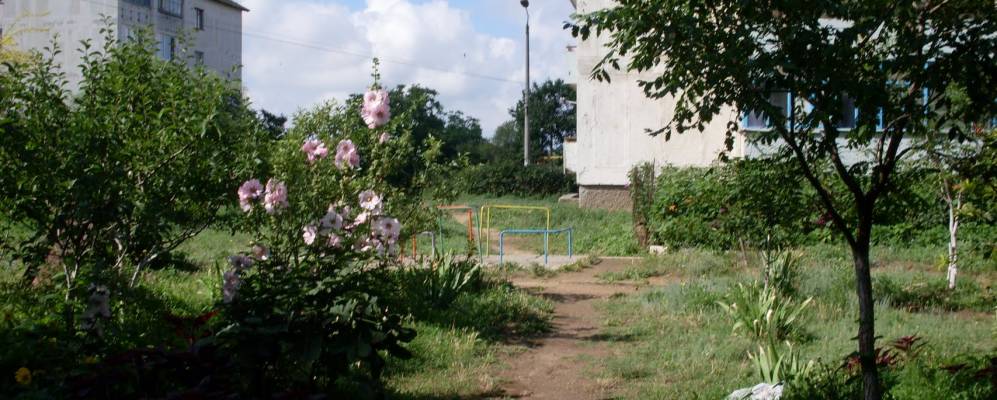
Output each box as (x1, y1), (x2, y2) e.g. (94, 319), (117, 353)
(194, 50), (204, 64)
(158, 34), (176, 60)
(836, 96), (857, 129)
(119, 25), (131, 42)
(742, 92), (790, 130)
(123, 0), (151, 7)
(195, 8), (204, 30)
(159, 0), (183, 17)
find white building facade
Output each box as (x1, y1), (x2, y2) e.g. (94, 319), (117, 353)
(0, 0), (246, 89)
(565, 0), (748, 209)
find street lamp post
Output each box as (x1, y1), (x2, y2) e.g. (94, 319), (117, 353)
(521, 0), (530, 166)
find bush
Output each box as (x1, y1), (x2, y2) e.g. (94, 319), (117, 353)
(647, 159), (996, 255)
(717, 283), (814, 342)
(393, 253), (483, 308)
(0, 29), (266, 296)
(458, 161), (576, 197)
(650, 159), (818, 249)
(212, 64), (455, 397)
(783, 345), (995, 400)
(874, 276), (996, 312)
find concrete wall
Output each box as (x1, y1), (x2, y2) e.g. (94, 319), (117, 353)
(567, 0), (749, 209)
(187, 0), (243, 80)
(0, 0), (117, 90)
(572, 0), (743, 192)
(0, 0), (243, 88)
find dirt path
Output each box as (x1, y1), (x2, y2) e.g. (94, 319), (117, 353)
(490, 258), (644, 400)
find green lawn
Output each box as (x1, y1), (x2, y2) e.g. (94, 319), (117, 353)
(591, 245), (996, 399)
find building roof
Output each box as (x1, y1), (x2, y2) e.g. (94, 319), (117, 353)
(210, 0), (249, 12)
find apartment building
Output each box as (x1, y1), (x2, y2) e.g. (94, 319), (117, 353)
(0, 0), (247, 88)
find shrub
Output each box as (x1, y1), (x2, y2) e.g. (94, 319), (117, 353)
(762, 250), (802, 298)
(0, 29), (266, 299)
(717, 283), (813, 342)
(394, 253), (483, 308)
(628, 162), (657, 247)
(874, 276), (996, 312)
(212, 63), (453, 397)
(647, 159), (996, 254)
(458, 161), (576, 197)
(748, 341), (815, 385)
(650, 159), (818, 249)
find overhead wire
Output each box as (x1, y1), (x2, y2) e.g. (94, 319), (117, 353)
(68, 0), (523, 85)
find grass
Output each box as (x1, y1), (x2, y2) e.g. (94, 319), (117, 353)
(384, 323), (502, 398)
(430, 194), (640, 257)
(591, 245), (996, 399)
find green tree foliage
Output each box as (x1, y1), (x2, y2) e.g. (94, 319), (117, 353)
(347, 84), (489, 163)
(569, 2), (997, 398)
(505, 78), (577, 162)
(0, 29), (266, 297)
(257, 109), (288, 140)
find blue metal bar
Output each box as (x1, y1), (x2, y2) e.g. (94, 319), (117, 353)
(568, 229), (573, 258)
(497, 228), (574, 266)
(499, 231), (505, 265)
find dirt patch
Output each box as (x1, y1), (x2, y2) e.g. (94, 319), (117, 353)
(488, 258), (645, 400)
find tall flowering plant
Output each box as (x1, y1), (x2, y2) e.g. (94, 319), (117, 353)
(216, 68), (447, 395)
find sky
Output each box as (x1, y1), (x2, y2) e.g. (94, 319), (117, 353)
(239, 0), (579, 137)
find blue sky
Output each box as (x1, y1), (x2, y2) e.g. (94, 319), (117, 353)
(239, 0), (578, 136)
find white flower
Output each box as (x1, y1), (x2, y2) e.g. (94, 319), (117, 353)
(358, 190), (383, 213)
(320, 210), (344, 233)
(303, 224), (318, 245)
(327, 233), (343, 248)
(373, 217), (401, 244)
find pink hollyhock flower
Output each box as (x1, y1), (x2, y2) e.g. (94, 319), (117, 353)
(373, 217), (402, 243)
(227, 255), (255, 270)
(251, 244), (270, 261)
(378, 132), (391, 143)
(364, 89), (389, 107)
(320, 210), (344, 233)
(302, 224), (318, 245)
(263, 179), (288, 214)
(358, 236), (385, 254)
(362, 102), (391, 129)
(335, 139), (360, 169)
(358, 190), (383, 213)
(326, 233), (343, 248)
(353, 211), (370, 227)
(238, 179), (264, 212)
(301, 138), (329, 163)
(222, 270), (241, 303)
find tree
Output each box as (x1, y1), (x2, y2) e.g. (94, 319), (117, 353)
(346, 84), (488, 163)
(929, 125), (997, 289)
(0, 28), (265, 306)
(508, 78), (577, 161)
(490, 119), (523, 162)
(569, 2), (997, 398)
(258, 109), (288, 140)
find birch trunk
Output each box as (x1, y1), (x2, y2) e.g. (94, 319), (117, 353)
(946, 191), (961, 289)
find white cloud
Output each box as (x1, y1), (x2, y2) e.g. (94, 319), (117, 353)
(240, 0), (576, 137)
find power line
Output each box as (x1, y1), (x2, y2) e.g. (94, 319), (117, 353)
(72, 0), (522, 85)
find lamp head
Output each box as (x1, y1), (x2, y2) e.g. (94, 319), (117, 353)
(520, 0), (529, 8)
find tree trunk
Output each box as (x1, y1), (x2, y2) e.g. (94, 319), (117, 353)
(851, 229), (882, 400)
(946, 193), (960, 289)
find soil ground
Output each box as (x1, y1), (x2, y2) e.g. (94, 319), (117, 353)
(487, 258), (649, 400)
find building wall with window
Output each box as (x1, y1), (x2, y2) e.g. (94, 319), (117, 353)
(0, 0), (118, 90)
(0, 0), (245, 89)
(566, 0), (745, 210)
